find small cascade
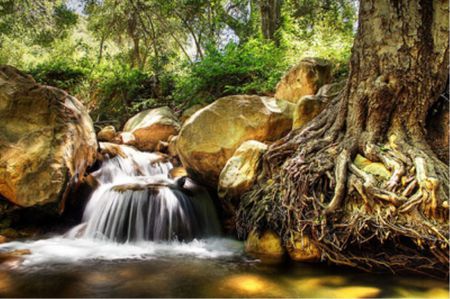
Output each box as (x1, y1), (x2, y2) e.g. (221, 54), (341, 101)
(70, 143), (220, 242)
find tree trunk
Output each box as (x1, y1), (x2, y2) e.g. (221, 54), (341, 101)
(259, 0), (283, 45)
(238, 0), (449, 276)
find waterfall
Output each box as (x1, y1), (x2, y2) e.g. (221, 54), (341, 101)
(70, 143), (221, 242)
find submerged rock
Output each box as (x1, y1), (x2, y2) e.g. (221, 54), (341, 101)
(275, 58), (332, 103)
(177, 95), (293, 186)
(123, 106), (180, 151)
(218, 140), (267, 199)
(245, 230), (285, 261)
(0, 65), (97, 208)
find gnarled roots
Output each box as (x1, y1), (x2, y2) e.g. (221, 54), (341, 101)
(237, 99), (449, 277)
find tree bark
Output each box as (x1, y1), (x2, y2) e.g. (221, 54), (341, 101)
(238, 0), (449, 276)
(259, 0), (283, 45)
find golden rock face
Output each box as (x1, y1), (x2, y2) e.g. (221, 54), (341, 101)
(123, 106), (180, 152)
(218, 140), (267, 199)
(275, 57), (332, 104)
(177, 95), (293, 186)
(245, 230), (285, 261)
(0, 65), (97, 208)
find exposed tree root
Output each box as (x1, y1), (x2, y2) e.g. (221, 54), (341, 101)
(237, 96), (449, 277)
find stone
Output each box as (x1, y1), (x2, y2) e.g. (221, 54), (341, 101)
(117, 132), (136, 145)
(97, 125), (117, 142)
(0, 235), (7, 244)
(177, 95), (294, 186)
(180, 104), (204, 123)
(123, 106), (180, 151)
(286, 233), (321, 262)
(275, 58), (332, 103)
(218, 140), (267, 199)
(0, 65), (97, 208)
(316, 80), (346, 98)
(245, 230), (285, 260)
(167, 135), (178, 157)
(354, 154), (391, 180)
(292, 95), (326, 130)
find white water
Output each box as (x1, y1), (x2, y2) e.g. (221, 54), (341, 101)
(70, 143), (221, 242)
(0, 237), (242, 266)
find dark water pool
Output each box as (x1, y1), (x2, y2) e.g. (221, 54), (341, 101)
(0, 237), (447, 298)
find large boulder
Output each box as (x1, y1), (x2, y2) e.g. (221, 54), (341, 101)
(123, 106), (180, 151)
(177, 95), (294, 186)
(0, 65), (97, 208)
(275, 58), (332, 103)
(218, 140), (267, 199)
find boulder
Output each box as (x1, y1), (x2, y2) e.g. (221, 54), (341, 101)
(97, 125), (117, 142)
(286, 233), (321, 262)
(245, 230), (285, 261)
(292, 81), (346, 130)
(123, 106), (180, 151)
(275, 58), (332, 103)
(218, 140), (267, 199)
(180, 104), (204, 123)
(292, 95), (326, 130)
(0, 65), (97, 208)
(177, 95), (294, 186)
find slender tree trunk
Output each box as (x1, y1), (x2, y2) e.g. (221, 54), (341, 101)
(238, 0), (449, 275)
(259, 0), (283, 45)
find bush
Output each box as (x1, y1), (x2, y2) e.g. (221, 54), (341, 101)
(174, 39), (289, 105)
(27, 59), (89, 94)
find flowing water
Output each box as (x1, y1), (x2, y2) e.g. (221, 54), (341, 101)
(0, 144), (447, 298)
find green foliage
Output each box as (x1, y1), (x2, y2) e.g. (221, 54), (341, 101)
(174, 39), (288, 105)
(28, 59), (88, 93)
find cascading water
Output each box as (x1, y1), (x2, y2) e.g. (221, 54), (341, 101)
(69, 142), (221, 242)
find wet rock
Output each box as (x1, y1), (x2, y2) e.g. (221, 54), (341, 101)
(0, 235), (7, 244)
(167, 135), (178, 157)
(177, 95), (293, 186)
(0, 249), (31, 264)
(117, 132), (136, 145)
(0, 65), (97, 208)
(97, 125), (117, 142)
(245, 230), (285, 261)
(123, 106), (180, 151)
(275, 58), (332, 103)
(354, 154), (391, 180)
(286, 233), (321, 262)
(218, 140), (267, 199)
(169, 167), (187, 179)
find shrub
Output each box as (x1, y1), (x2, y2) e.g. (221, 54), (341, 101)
(174, 39), (289, 105)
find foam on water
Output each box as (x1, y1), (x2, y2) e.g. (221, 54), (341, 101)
(0, 237), (243, 266)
